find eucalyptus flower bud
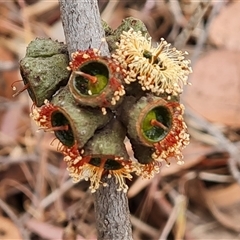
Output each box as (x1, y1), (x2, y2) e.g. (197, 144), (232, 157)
(106, 17), (149, 52)
(20, 38), (70, 106)
(30, 87), (112, 149)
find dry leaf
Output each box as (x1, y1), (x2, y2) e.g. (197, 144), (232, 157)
(0, 46), (20, 99)
(128, 140), (212, 198)
(205, 183), (240, 209)
(200, 180), (240, 232)
(26, 218), (87, 240)
(186, 178), (240, 235)
(0, 216), (22, 240)
(209, 2), (240, 51)
(184, 50), (240, 127)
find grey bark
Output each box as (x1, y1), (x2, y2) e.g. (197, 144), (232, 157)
(94, 175), (133, 240)
(58, 1), (133, 239)
(59, 0), (108, 56)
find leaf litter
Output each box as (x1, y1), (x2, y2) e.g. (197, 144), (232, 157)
(0, 0), (240, 239)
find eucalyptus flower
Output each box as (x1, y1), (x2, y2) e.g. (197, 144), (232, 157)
(152, 103), (190, 165)
(62, 119), (137, 193)
(112, 28), (192, 97)
(68, 48), (126, 112)
(121, 96), (190, 172)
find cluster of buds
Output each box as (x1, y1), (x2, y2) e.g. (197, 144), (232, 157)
(20, 17), (191, 192)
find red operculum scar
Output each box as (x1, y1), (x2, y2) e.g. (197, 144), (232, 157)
(61, 143), (85, 164)
(109, 78), (125, 106)
(99, 92), (108, 107)
(109, 77), (121, 90)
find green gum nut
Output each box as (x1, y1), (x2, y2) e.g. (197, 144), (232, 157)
(83, 119), (129, 170)
(101, 19), (114, 36)
(20, 38), (70, 107)
(68, 57), (124, 109)
(106, 17), (150, 52)
(121, 95), (172, 147)
(51, 87), (112, 148)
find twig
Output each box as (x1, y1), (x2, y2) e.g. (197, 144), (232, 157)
(158, 195), (187, 240)
(185, 106), (240, 184)
(130, 215), (159, 238)
(17, 0), (33, 42)
(143, 0), (156, 11)
(0, 60), (18, 71)
(34, 136), (48, 218)
(190, 1), (226, 66)
(174, 1), (211, 49)
(168, 0), (187, 27)
(198, 172), (234, 183)
(39, 178), (75, 209)
(0, 154), (38, 165)
(26, 218), (87, 240)
(58, 1), (133, 239)
(25, 0), (59, 19)
(0, 154), (63, 176)
(0, 178), (38, 206)
(19, 162), (36, 189)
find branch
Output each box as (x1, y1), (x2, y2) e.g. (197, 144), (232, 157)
(94, 176), (133, 240)
(174, 0), (211, 49)
(59, 0), (108, 56)
(58, 1), (133, 239)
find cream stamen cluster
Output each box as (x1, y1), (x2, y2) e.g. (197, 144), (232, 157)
(110, 85), (125, 106)
(112, 28), (192, 96)
(62, 146), (136, 193)
(137, 161), (161, 179)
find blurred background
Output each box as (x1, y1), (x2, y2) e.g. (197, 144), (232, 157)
(0, 0), (240, 239)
